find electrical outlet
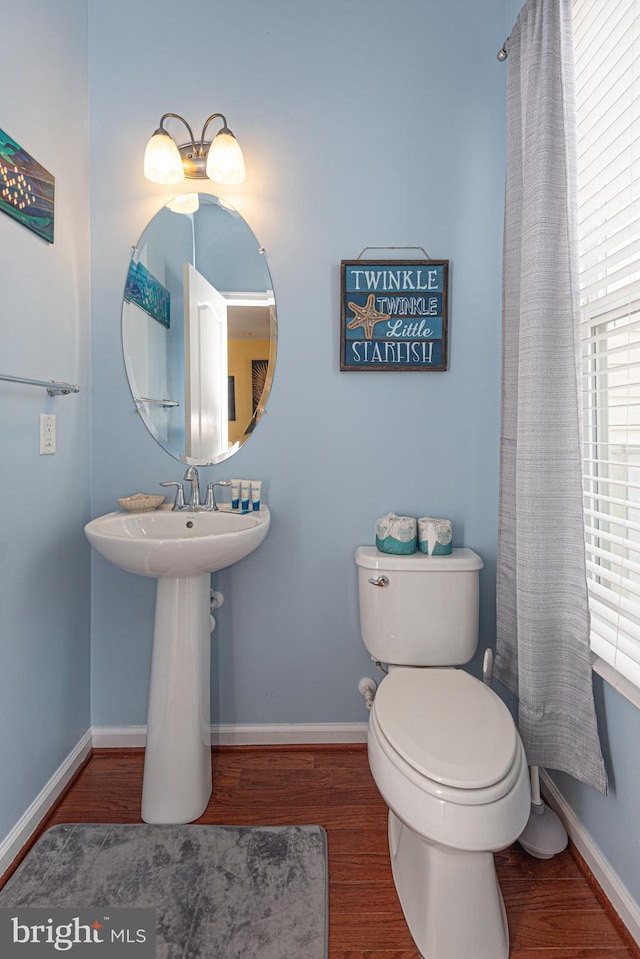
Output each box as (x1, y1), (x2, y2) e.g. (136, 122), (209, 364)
(39, 413), (56, 454)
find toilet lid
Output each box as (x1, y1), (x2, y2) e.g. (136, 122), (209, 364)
(373, 668), (518, 789)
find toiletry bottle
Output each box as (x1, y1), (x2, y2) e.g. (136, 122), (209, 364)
(240, 480), (250, 511)
(250, 480), (262, 511)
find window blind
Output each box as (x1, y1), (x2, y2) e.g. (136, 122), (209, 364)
(576, 0), (640, 690)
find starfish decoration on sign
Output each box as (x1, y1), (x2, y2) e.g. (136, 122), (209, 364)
(347, 293), (390, 340)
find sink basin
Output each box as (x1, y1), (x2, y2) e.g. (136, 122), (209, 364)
(85, 506), (270, 579)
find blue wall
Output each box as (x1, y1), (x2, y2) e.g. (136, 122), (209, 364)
(88, 0), (506, 727)
(551, 676), (640, 910)
(0, 0), (91, 843)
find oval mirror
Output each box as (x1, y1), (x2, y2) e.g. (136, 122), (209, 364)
(122, 193), (277, 466)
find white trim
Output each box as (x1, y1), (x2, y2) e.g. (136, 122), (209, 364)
(91, 722), (369, 749)
(592, 654), (640, 711)
(0, 729), (92, 878)
(540, 769), (640, 946)
(91, 725), (147, 748)
(211, 722), (369, 746)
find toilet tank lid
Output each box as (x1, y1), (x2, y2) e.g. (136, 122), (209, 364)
(355, 546), (483, 571)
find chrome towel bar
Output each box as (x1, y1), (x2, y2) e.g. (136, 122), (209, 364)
(134, 396), (180, 408)
(0, 373), (80, 396)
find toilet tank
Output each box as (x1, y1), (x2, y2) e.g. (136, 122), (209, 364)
(355, 546), (484, 666)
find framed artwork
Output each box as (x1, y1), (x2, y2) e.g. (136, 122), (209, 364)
(252, 359), (268, 413)
(340, 259), (449, 371)
(0, 128), (55, 243)
(124, 261), (171, 328)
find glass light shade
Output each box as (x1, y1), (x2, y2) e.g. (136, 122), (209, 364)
(166, 193), (200, 215)
(205, 131), (246, 184)
(143, 131), (185, 185)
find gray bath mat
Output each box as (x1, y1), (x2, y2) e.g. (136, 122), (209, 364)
(0, 823), (327, 958)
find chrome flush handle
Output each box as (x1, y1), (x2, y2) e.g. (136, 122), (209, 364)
(368, 576), (389, 587)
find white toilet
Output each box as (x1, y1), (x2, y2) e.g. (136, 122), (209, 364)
(356, 545), (530, 959)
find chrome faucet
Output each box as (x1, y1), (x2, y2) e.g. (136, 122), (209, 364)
(160, 468), (231, 511)
(184, 466), (201, 508)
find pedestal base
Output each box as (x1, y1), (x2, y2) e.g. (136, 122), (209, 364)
(141, 574), (212, 824)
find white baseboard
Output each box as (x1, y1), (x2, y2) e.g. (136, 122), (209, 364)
(91, 725), (147, 748)
(92, 722), (369, 748)
(211, 722), (369, 745)
(541, 769), (640, 946)
(0, 729), (92, 878)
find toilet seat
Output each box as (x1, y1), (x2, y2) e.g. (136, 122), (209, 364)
(371, 668), (520, 804)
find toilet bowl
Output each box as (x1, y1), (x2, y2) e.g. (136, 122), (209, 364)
(370, 668), (529, 847)
(368, 668), (530, 959)
(355, 546), (530, 959)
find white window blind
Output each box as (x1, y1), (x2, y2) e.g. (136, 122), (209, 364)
(576, 0), (640, 691)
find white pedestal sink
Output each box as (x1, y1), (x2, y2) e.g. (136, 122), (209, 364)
(84, 506), (270, 823)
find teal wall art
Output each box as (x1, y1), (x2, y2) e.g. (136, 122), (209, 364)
(124, 260), (171, 328)
(0, 128), (54, 243)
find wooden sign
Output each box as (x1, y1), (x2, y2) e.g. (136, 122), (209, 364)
(340, 259), (449, 371)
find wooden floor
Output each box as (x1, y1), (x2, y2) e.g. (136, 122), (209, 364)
(2, 745), (638, 958)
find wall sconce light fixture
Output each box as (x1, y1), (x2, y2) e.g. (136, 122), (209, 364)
(143, 112), (246, 186)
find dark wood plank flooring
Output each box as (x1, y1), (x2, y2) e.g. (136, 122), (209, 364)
(2, 745), (638, 958)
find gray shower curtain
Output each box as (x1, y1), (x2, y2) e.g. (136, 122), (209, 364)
(494, 0), (607, 794)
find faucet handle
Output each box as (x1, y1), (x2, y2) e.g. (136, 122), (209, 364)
(160, 481), (185, 510)
(205, 480), (231, 510)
